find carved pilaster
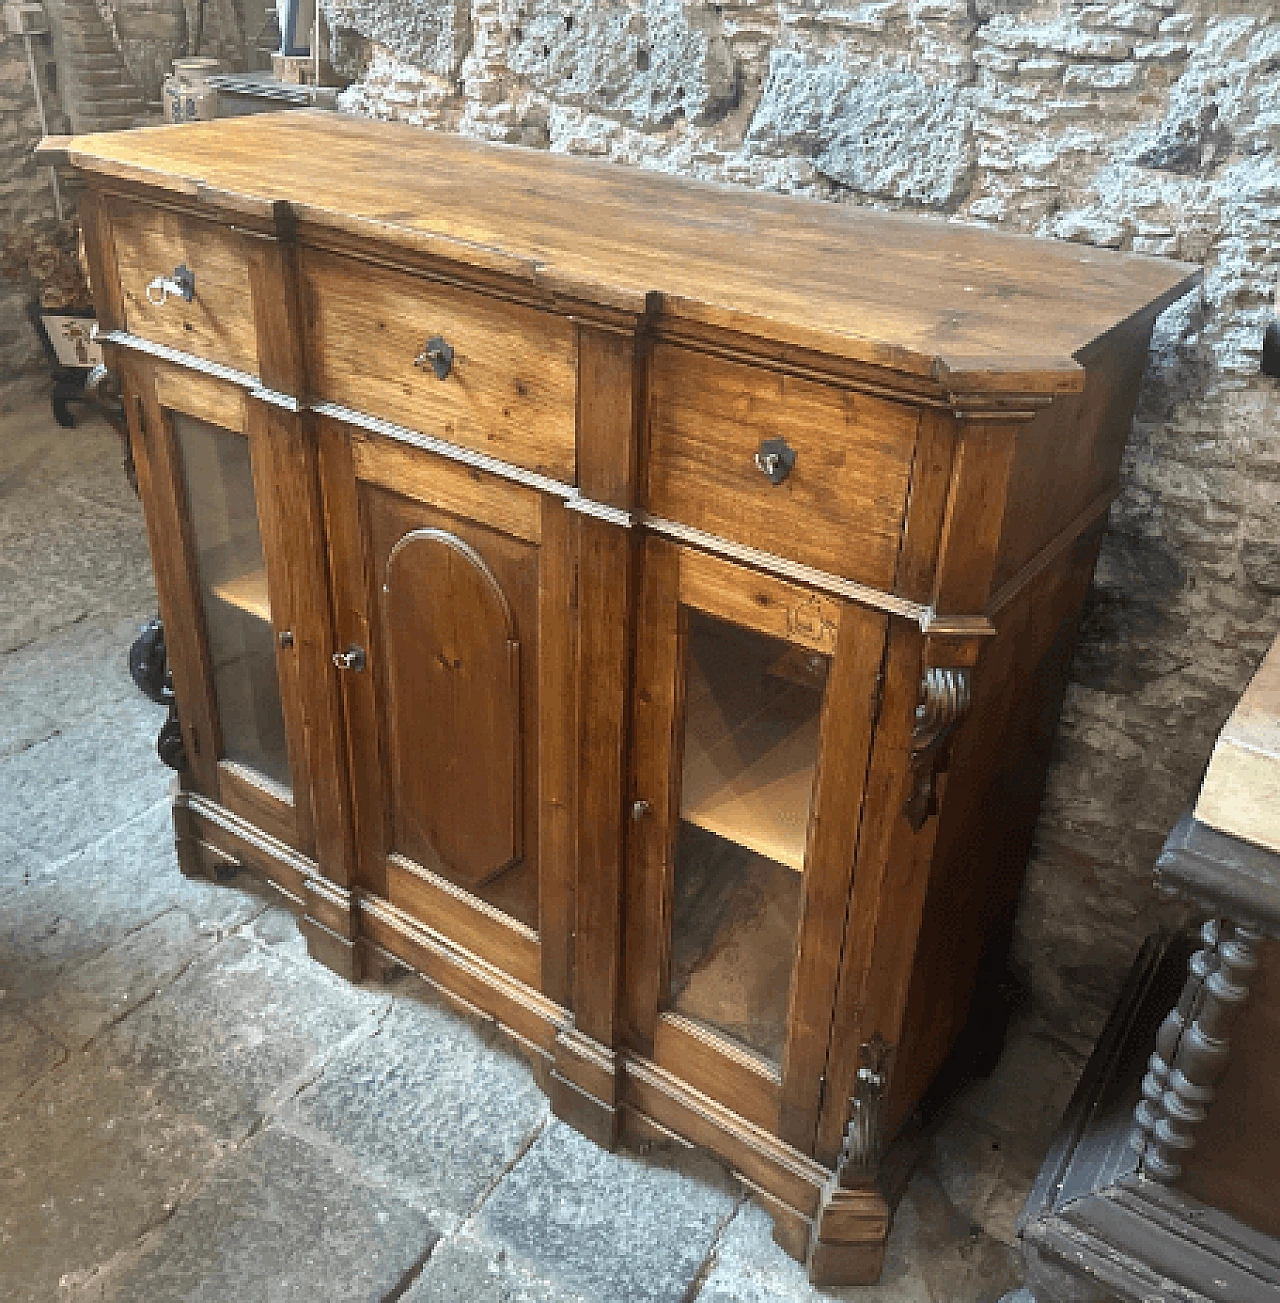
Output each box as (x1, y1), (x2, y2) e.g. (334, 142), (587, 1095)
(904, 667), (971, 831)
(1130, 918), (1262, 1183)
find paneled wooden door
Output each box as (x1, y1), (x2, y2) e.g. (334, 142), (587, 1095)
(623, 538), (888, 1154)
(126, 358), (328, 859)
(318, 418), (577, 1004)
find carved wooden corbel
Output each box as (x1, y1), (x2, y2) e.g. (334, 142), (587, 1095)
(836, 1034), (893, 1188)
(904, 667), (972, 831)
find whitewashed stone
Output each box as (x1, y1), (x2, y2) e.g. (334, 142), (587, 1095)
(326, 0), (471, 76)
(745, 48), (972, 207)
(1063, 61), (1140, 90)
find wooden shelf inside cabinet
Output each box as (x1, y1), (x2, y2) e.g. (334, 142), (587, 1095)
(210, 568), (271, 622)
(680, 657), (818, 875)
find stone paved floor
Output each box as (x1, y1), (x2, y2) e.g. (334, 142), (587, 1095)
(0, 386), (1082, 1302)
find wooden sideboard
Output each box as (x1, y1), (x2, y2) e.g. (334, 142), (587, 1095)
(42, 112), (1198, 1286)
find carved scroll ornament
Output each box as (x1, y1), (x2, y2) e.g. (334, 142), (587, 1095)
(904, 667), (972, 831)
(836, 1035), (893, 1188)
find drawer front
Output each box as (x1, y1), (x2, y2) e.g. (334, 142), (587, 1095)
(646, 346), (920, 592)
(303, 249), (578, 483)
(111, 202), (259, 376)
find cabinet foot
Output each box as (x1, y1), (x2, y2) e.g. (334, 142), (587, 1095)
(550, 1027), (620, 1149)
(550, 1070), (619, 1149)
(175, 831), (239, 882)
(805, 1177), (891, 1287)
(300, 913), (362, 982)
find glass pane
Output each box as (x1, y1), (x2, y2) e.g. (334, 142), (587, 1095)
(667, 610), (828, 1065)
(174, 414), (291, 790)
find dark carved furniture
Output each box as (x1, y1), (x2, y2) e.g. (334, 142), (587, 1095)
(1018, 636), (1280, 1303)
(41, 112), (1197, 1285)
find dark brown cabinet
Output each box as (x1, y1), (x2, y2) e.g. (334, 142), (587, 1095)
(50, 111), (1199, 1285)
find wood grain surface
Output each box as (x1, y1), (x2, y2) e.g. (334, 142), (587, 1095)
(110, 198), (258, 375)
(302, 246), (577, 481)
(383, 529), (522, 888)
(647, 344), (919, 590)
(59, 113), (1198, 388)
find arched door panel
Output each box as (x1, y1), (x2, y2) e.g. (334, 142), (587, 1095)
(382, 528), (522, 889)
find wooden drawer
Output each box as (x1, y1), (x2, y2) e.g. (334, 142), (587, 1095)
(110, 201), (259, 376)
(302, 249), (578, 483)
(646, 346), (920, 592)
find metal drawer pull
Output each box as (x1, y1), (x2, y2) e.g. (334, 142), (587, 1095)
(145, 264), (195, 306)
(414, 334), (454, 380)
(332, 645), (366, 672)
(754, 436), (796, 485)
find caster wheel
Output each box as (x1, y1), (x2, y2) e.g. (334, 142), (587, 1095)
(129, 618), (174, 706)
(157, 712), (188, 771)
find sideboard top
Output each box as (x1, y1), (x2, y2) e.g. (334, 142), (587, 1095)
(51, 111), (1200, 394)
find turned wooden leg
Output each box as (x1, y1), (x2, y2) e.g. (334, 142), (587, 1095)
(1131, 920), (1220, 1166)
(1130, 919), (1261, 1182)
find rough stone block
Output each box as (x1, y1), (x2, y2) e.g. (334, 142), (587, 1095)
(747, 48), (972, 208)
(0, 556), (93, 653)
(1017, 57), (1064, 78)
(1134, 38), (1190, 62)
(326, 0), (470, 77)
(0, 802), (204, 1012)
(504, 0), (736, 130)
(0, 694), (171, 863)
(694, 1186), (1020, 1303)
(404, 1230), (591, 1303)
(0, 611), (148, 756)
(75, 1125), (439, 1302)
(283, 989), (549, 1230)
(99, 933), (388, 1141)
(0, 826), (49, 887)
(0, 1050), (224, 1301)
(0, 1008), (64, 1111)
(410, 1122), (738, 1303)
(24, 906), (212, 1049)
(1063, 61), (1141, 90)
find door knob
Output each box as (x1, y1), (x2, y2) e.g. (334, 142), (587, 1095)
(332, 645), (366, 672)
(145, 264), (195, 306)
(631, 800), (652, 821)
(414, 335), (454, 380)
(754, 436), (796, 486)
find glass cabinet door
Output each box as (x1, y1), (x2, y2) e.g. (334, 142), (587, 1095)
(625, 539), (888, 1152)
(173, 413), (292, 792)
(133, 366), (313, 859)
(669, 610), (826, 1065)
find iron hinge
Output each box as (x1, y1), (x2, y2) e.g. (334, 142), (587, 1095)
(189, 724), (200, 757)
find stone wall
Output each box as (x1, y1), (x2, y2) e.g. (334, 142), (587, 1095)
(1, 0), (267, 382)
(0, 28), (65, 380)
(329, 0), (1280, 1039)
